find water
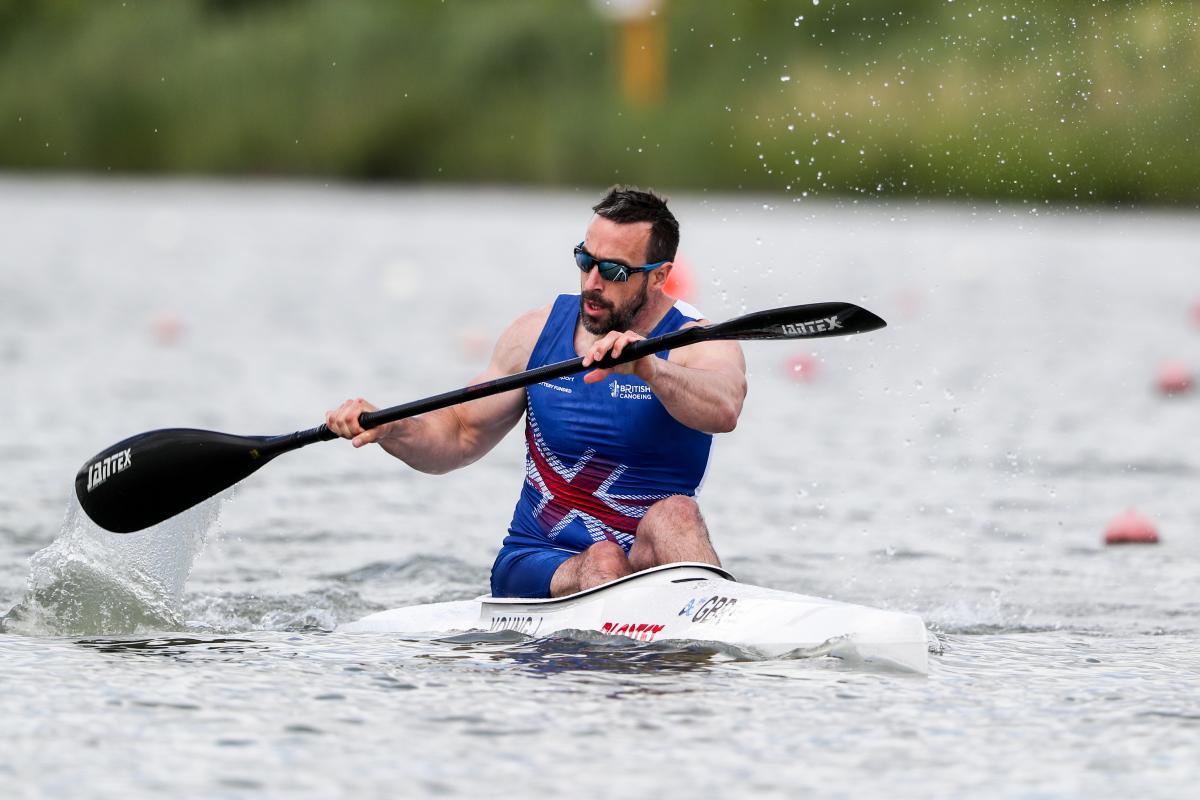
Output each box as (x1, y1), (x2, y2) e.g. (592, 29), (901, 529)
(2, 177), (1198, 798)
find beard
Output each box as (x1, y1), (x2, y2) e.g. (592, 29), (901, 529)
(579, 278), (650, 335)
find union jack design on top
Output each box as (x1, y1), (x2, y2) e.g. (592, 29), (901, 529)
(524, 410), (668, 548)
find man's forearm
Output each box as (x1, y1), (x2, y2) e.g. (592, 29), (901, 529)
(640, 357), (745, 434)
(375, 409), (472, 475)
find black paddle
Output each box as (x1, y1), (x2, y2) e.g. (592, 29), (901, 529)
(75, 302), (885, 533)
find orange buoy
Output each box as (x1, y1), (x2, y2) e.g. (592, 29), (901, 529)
(1156, 361), (1193, 396)
(1104, 509), (1160, 545)
(664, 254), (695, 302)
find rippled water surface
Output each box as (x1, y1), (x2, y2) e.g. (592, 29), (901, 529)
(2, 178), (1198, 798)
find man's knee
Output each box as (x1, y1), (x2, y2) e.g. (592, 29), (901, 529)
(640, 495), (703, 531)
(628, 494), (719, 569)
(552, 540), (631, 596)
(583, 540), (629, 570)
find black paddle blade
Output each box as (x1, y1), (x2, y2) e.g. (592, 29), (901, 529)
(706, 302), (886, 341)
(75, 428), (280, 533)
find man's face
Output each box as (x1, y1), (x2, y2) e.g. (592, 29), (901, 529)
(578, 215), (656, 335)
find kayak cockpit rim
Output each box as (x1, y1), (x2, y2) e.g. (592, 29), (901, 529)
(480, 562), (736, 606)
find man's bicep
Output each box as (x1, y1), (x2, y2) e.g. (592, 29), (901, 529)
(451, 306), (548, 447)
(453, 362), (528, 440)
(673, 338), (747, 380)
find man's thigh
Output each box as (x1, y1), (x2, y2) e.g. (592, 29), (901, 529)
(489, 544), (574, 598)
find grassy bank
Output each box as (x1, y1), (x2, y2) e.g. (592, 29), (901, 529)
(2, 0), (1198, 204)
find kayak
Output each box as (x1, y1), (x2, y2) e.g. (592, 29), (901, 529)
(341, 563), (930, 673)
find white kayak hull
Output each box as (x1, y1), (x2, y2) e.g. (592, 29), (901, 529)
(340, 563), (930, 673)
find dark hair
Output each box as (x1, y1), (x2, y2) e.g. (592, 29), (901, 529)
(592, 186), (679, 263)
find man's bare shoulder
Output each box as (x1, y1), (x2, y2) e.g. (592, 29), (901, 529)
(491, 302), (555, 374)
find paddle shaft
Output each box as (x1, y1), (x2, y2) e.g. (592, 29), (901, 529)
(264, 324), (709, 456)
(258, 302), (885, 459)
(76, 301), (884, 532)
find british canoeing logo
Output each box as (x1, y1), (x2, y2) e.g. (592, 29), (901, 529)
(86, 448), (132, 492)
(610, 381), (653, 400)
(779, 316), (843, 336)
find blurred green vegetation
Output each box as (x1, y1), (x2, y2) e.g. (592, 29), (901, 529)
(1, 0), (1198, 203)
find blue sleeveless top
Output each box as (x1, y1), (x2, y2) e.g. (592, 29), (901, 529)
(505, 294), (714, 553)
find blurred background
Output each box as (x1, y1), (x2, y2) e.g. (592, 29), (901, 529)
(3, 0), (1198, 204)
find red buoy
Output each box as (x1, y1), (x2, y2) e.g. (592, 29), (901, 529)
(1104, 509), (1160, 545)
(664, 254), (695, 302)
(457, 327), (491, 361)
(1156, 361), (1193, 396)
(782, 353), (819, 381)
(151, 313), (183, 346)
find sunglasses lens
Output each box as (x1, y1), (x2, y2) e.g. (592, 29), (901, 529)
(574, 245), (629, 281)
(574, 247), (593, 272)
(600, 264), (628, 282)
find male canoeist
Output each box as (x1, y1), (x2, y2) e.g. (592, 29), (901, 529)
(326, 187), (747, 598)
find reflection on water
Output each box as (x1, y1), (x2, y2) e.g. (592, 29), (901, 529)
(476, 631), (748, 677)
(419, 628), (926, 679)
(75, 636), (259, 658)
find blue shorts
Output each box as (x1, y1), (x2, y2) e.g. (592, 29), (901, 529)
(489, 544), (576, 598)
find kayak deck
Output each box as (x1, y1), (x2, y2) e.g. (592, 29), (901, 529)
(341, 563), (929, 673)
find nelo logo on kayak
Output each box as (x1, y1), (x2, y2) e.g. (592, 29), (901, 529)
(601, 621), (665, 642)
(779, 316), (842, 336)
(85, 448), (133, 492)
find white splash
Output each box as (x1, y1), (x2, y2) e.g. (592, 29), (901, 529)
(3, 497), (222, 635)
